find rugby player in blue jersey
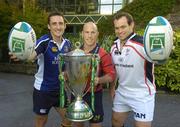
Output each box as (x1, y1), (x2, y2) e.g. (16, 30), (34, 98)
(10, 12), (72, 127)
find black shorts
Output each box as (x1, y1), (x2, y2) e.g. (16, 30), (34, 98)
(33, 88), (68, 115)
(83, 90), (104, 123)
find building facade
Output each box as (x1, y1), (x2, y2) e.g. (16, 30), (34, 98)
(36, 0), (133, 33)
(37, 0), (133, 24)
(6, 0), (132, 33)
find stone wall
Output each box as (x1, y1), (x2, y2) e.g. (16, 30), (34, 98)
(0, 63), (36, 75)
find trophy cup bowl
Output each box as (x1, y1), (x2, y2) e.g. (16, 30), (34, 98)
(59, 49), (97, 122)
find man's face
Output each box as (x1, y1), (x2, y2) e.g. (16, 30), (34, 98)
(82, 23), (99, 47)
(114, 16), (134, 41)
(48, 15), (66, 39)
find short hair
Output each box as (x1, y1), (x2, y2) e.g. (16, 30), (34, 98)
(113, 11), (134, 25)
(83, 21), (98, 32)
(47, 11), (65, 24)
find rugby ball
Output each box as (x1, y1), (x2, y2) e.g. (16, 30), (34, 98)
(144, 16), (173, 64)
(8, 22), (36, 60)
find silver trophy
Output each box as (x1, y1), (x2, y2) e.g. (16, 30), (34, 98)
(59, 47), (99, 122)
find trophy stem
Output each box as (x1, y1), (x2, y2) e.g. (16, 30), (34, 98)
(66, 95), (93, 122)
(76, 95), (82, 101)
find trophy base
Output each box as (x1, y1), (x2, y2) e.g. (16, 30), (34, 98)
(66, 96), (93, 122)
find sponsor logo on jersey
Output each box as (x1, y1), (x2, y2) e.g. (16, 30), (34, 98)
(115, 64), (134, 68)
(52, 56), (59, 64)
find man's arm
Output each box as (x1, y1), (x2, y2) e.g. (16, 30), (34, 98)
(109, 79), (117, 100)
(94, 74), (113, 85)
(27, 50), (37, 62)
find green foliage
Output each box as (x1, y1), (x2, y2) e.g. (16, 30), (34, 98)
(14, 1), (48, 38)
(0, 1), (48, 62)
(65, 33), (83, 49)
(121, 0), (176, 28)
(99, 35), (115, 52)
(0, 1), (16, 62)
(155, 31), (180, 92)
(97, 16), (114, 39)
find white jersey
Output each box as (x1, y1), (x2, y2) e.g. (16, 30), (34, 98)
(110, 33), (156, 98)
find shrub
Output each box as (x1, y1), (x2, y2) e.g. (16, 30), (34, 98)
(155, 31), (180, 92)
(0, 1), (16, 62)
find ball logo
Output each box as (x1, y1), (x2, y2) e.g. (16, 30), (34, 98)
(149, 33), (165, 53)
(12, 37), (25, 53)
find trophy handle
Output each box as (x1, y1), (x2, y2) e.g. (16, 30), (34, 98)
(90, 55), (100, 111)
(82, 54), (99, 97)
(74, 41), (81, 49)
(59, 55), (65, 108)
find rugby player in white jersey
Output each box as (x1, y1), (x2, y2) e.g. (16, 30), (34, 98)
(110, 12), (156, 127)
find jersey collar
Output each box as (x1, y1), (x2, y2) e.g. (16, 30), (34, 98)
(80, 43), (100, 54)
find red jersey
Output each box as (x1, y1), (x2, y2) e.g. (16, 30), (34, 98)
(83, 44), (116, 93)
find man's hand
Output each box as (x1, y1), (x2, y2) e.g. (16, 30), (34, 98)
(9, 52), (20, 62)
(109, 81), (117, 100)
(9, 50), (37, 63)
(94, 77), (99, 86)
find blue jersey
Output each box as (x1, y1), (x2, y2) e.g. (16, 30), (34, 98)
(34, 34), (71, 91)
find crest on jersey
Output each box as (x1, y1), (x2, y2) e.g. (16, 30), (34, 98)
(52, 46), (58, 52)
